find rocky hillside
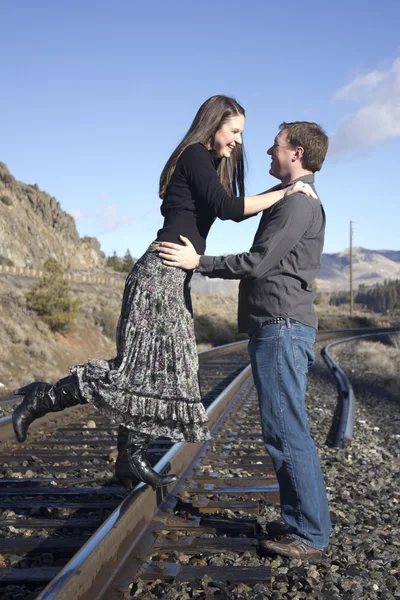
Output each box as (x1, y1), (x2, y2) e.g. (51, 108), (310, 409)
(0, 162), (105, 269)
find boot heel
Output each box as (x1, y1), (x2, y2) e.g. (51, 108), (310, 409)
(120, 478), (134, 491)
(116, 428), (179, 490)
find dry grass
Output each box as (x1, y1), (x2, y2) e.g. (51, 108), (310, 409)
(354, 339), (400, 399)
(192, 294), (247, 346)
(193, 295), (400, 341)
(1, 274), (399, 397)
(316, 304), (400, 330)
(357, 339), (400, 375)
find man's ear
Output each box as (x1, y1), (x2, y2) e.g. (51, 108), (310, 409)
(293, 146), (304, 162)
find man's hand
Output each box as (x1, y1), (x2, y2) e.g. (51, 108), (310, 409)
(158, 236), (200, 270)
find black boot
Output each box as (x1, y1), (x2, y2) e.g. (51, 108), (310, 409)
(115, 425), (178, 491)
(12, 375), (87, 443)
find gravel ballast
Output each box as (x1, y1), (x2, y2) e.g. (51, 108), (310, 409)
(129, 340), (400, 599)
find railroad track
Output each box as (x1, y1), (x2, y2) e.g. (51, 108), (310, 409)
(0, 327), (398, 599)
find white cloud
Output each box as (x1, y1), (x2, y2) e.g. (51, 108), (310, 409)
(333, 70), (388, 102)
(69, 204), (135, 233)
(97, 205), (118, 218)
(330, 57), (400, 155)
(97, 213), (136, 233)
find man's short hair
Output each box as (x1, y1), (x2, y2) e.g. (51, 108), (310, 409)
(280, 122), (328, 172)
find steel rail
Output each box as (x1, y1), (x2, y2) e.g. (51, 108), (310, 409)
(322, 327), (400, 448)
(0, 397), (18, 406)
(0, 415), (12, 428)
(198, 338), (247, 360)
(35, 364), (252, 600)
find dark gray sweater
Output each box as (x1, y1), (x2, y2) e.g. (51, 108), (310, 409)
(198, 174), (326, 334)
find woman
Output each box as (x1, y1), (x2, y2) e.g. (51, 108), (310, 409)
(12, 95), (315, 490)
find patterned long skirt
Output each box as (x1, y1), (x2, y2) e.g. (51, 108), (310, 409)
(71, 249), (211, 442)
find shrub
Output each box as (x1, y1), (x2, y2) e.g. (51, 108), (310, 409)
(0, 255), (14, 267)
(0, 195), (12, 206)
(4, 321), (25, 344)
(106, 251), (121, 271)
(121, 249), (135, 272)
(106, 249), (136, 273)
(0, 163), (15, 185)
(96, 309), (118, 340)
(25, 258), (80, 332)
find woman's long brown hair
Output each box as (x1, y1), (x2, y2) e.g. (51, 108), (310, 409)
(159, 95), (245, 199)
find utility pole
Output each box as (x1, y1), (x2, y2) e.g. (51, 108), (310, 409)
(350, 220), (354, 316)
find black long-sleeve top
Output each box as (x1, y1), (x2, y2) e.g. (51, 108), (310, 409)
(156, 143), (245, 254)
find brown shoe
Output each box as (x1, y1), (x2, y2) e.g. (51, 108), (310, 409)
(258, 536), (323, 563)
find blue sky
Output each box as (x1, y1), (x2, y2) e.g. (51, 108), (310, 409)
(1, 0), (399, 259)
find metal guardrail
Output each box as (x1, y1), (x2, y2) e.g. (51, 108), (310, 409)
(321, 344), (355, 448)
(0, 265), (125, 288)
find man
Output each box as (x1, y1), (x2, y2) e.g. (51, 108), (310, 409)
(159, 122), (330, 562)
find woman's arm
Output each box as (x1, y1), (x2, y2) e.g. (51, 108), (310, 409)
(182, 144), (317, 220)
(243, 181), (317, 216)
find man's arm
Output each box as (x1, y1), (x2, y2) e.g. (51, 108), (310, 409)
(199, 194), (315, 280)
(158, 194), (316, 279)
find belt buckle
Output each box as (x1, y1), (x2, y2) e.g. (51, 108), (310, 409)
(262, 317), (283, 327)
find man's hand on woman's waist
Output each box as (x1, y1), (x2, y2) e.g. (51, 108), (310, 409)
(158, 236), (201, 271)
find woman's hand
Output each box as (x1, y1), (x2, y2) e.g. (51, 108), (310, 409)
(158, 236), (200, 270)
(284, 181), (318, 199)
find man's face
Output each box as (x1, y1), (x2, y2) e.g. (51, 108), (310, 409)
(267, 129), (294, 181)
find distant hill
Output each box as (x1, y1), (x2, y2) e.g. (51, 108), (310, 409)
(316, 247), (400, 291)
(192, 247), (400, 294)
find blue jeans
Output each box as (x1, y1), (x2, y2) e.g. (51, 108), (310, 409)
(248, 319), (331, 550)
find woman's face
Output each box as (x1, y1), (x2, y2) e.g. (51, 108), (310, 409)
(213, 114), (245, 158)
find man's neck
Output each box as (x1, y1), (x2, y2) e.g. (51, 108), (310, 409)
(280, 169), (313, 187)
